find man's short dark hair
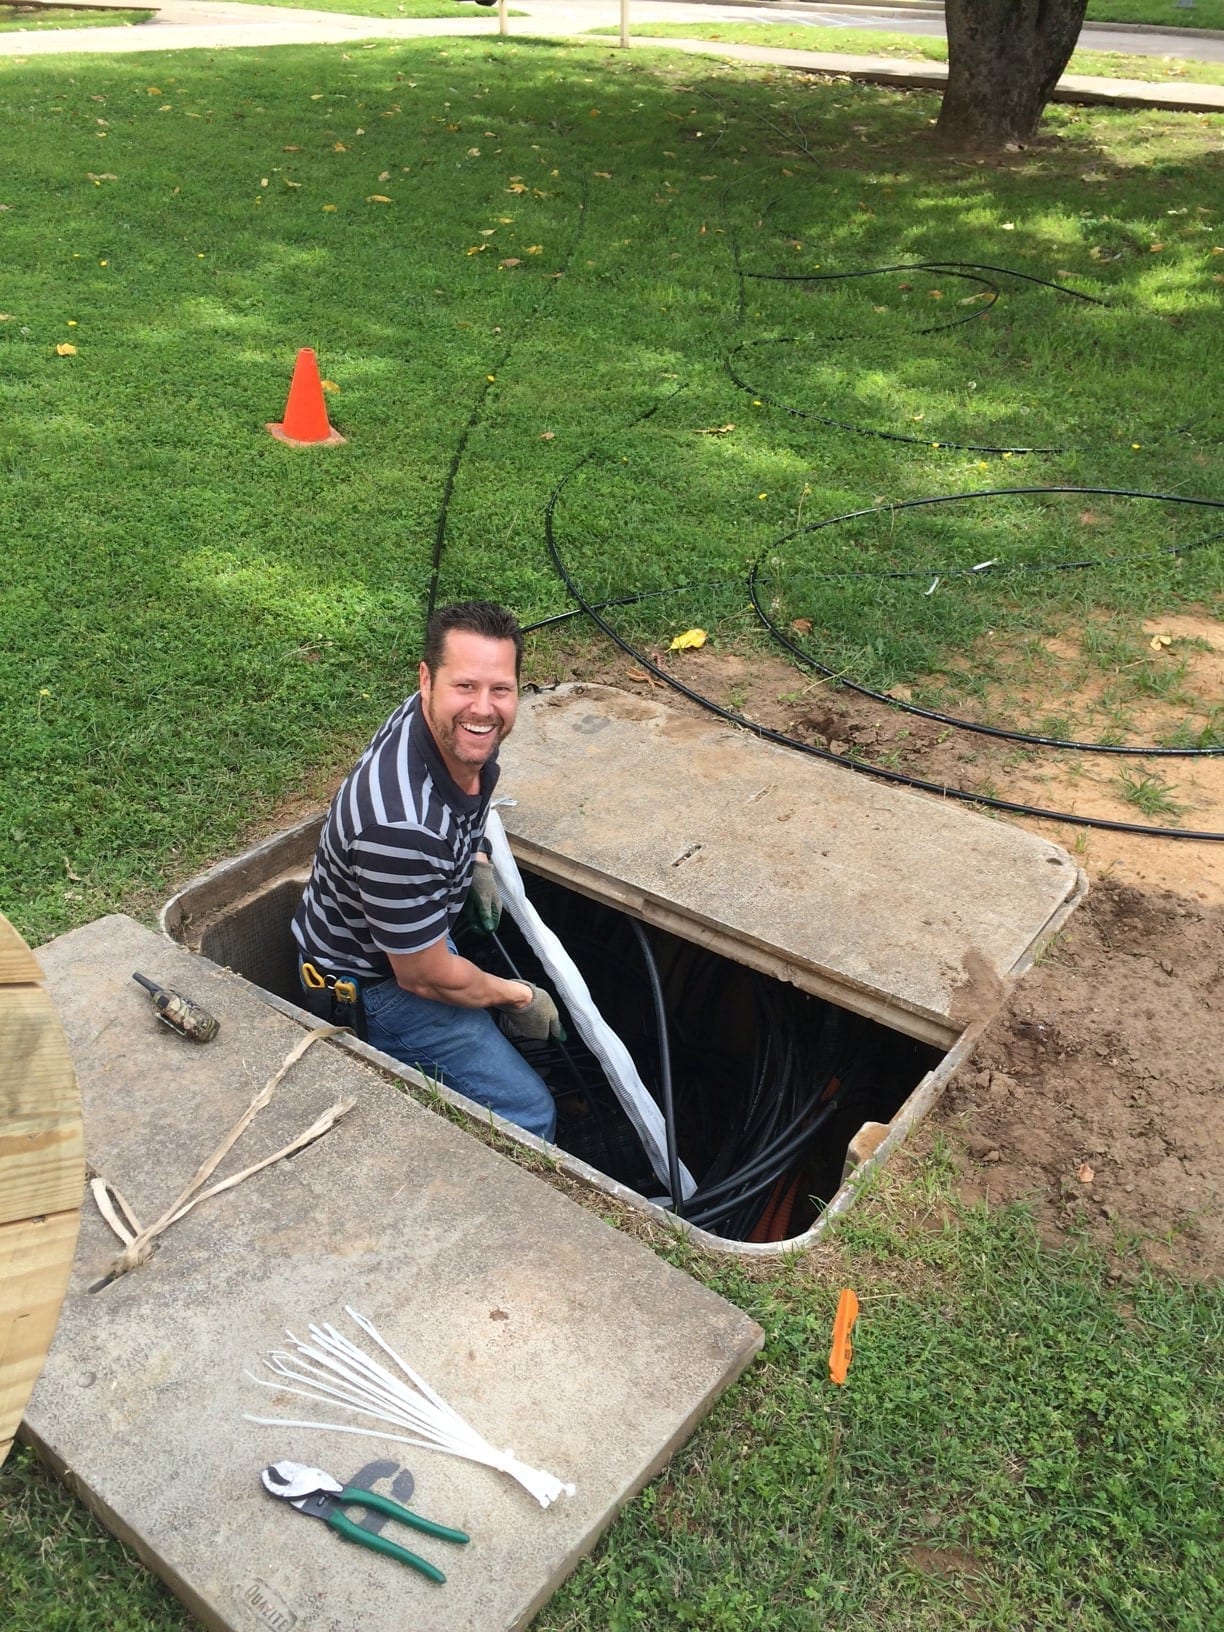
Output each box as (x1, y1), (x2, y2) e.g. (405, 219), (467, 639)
(423, 601), (523, 679)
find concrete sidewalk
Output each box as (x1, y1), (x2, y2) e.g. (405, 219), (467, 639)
(1, 0), (1223, 112)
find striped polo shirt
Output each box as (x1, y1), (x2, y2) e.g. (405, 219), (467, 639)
(291, 693), (499, 979)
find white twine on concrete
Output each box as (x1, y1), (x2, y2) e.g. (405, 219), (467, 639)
(244, 1306), (575, 1509)
(91, 1025), (354, 1281)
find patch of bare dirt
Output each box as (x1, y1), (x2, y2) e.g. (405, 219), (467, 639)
(532, 626), (1223, 1278)
(940, 878), (1224, 1279)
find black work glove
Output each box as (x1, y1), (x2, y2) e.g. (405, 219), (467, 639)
(464, 857), (502, 935)
(501, 984), (566, 1044)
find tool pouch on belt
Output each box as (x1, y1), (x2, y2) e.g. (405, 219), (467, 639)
(300, 961), (368, 1041)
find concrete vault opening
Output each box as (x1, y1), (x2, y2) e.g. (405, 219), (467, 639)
(163, 685), (1084, 1255)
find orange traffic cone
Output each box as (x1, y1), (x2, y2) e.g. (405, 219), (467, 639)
(266, 347), (346, 446)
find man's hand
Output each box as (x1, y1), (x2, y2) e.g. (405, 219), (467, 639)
(465, 856), (502, 934)
(501, 983), (566, 1043)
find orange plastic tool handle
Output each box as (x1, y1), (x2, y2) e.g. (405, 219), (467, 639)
(828, 1288), (859, 1385)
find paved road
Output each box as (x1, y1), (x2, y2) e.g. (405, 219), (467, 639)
(2, 0), (1222, 99)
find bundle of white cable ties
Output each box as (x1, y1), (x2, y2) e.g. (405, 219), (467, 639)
(244, 1306), (575, 1509)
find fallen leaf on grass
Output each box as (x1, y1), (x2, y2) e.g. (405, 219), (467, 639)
(366, 194), (392, 204)
(321, 380), (339, 394)
(539, 430), (555, 440)
(1150, 633), (1174, 651)
(791, 618), (812, 634)
(695, 423), (734, 436)
(86, 173), (118, 185)
(669, 628), (707, 651)
(499, 258), (521, 268)
(55, 343), (77, 356)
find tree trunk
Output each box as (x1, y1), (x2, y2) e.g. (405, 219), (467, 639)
(935, 0), (1089, 153)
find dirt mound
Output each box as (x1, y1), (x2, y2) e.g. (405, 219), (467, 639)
(940, 877), (1223, 1279)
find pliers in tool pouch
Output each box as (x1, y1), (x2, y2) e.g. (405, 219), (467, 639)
(261, 1460), (469, 1583)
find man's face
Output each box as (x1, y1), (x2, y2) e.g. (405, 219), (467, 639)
(419, 630), (519, 787)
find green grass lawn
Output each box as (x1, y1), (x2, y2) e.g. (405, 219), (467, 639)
(594, 21), (1224, 86)
(1089, 0), (1224, 24)
(0, 5), (153, 30)
(3, 38), (1221, 945)
(1, 34), (1221, 1632)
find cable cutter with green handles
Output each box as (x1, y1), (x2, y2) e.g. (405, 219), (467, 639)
(261, 1460), (469, 1583)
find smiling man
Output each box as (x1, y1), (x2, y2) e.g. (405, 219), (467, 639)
(291, 601), (560, 1141)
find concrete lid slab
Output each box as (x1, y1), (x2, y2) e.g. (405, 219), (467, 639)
(26, 914), (762, 1632)
(499, 685), (1082, 1047)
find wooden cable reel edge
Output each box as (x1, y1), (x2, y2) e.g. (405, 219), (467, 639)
(0, 909), (84, 1468)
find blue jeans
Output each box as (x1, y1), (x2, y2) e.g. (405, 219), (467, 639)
(298, 961), (556, 1143)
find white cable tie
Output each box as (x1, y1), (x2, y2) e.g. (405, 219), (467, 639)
(318, 1322), (427, 1408)
(246, 1312), (575, 1506)
(346, 1309), (469, 1431)
(247, 1374), (414, 1430)
(971, 559), (997, 572)
(265, 1351), (402, 1417)
(243, 1415), (441, 1455)
(265, 1342), (441, 1428)
(314, 1324), (462, 1439)
(260, 1355), (419, 1418)
(925, 575), (940, 596)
